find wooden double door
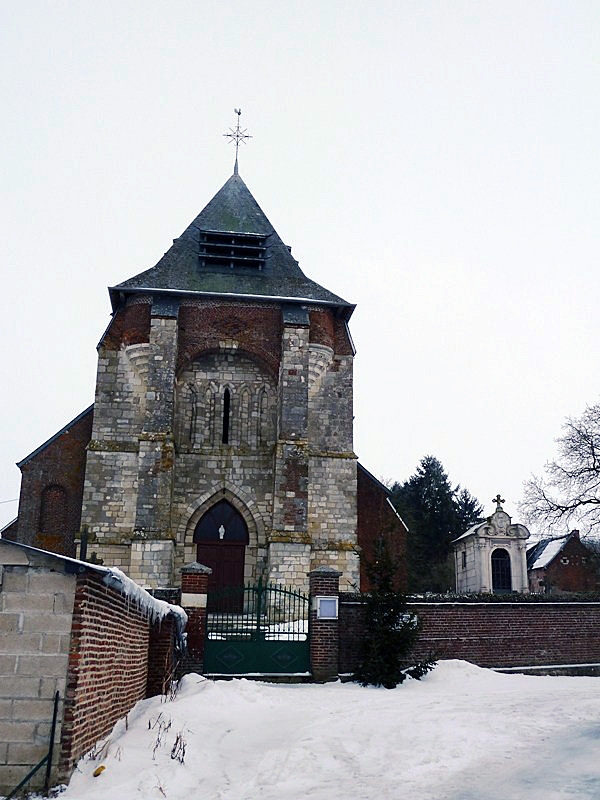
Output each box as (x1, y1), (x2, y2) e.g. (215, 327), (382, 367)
(194, 500), (249, 598)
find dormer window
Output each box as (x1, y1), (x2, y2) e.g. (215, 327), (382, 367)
(199, 230), (266, 270)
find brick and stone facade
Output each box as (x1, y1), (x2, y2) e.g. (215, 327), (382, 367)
(9, 170), (405, 594)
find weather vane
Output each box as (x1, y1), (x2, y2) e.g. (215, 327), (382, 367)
(223, 108), (252, 174)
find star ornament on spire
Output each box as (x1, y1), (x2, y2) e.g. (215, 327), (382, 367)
(223, 108), (252, 174)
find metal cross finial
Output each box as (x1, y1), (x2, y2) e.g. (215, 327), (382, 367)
(223, 108), (252, 175)
(493, 494), (505, 510)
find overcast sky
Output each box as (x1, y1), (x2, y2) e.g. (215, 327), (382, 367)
(1, 1), (599, 534)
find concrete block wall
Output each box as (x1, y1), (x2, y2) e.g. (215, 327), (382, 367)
(1, 539), (183, 795)
(0, 552), (75, 794)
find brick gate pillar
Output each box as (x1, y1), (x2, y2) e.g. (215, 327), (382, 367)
(180, 562), (212, 670)
(308, 566), (341, 681)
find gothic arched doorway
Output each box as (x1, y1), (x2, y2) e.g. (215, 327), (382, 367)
(193, 500), (249, 595)
(491, 548), (512, 594)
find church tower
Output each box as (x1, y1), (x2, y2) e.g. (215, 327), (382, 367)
(80, 169), (359, 592)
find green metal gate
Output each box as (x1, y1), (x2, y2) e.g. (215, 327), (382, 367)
(204, 579), (310, 674)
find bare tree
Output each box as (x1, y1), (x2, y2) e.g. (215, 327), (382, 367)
(522, 404), (600, 535)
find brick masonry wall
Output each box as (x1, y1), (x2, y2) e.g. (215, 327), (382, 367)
(339, 600), (366, 674)
(146, 616), (177, 698)
(309, 568), (341, 680)
(15, 408), (93, 557)
(356, 467), (407, 592)
(177, 301), (282, 376)
(58, 573), (152, 778)
(339, 599), (600, 672)
(0, 556), (75, 794)
(100, 299), (151, 350)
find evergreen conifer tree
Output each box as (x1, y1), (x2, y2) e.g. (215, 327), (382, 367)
(390, 456), (483, 592)
(355, 535), (435, 689)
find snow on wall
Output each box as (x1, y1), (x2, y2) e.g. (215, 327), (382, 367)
(102, 567), (188, 627)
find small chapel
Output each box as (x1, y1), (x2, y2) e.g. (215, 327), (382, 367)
(452, 495), (530, 594)
(5, 132), (405, 595)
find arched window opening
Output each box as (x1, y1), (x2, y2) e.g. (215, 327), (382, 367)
(222, 388), (231, 444)
(188, 383), (198, 445)
(239, 388), (251, 445)
(39, 485), (67, 535)
(491, 548), (512, 594)
(258, 386), (270, 446)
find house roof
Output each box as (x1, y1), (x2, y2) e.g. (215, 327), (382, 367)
(109, 172), (355, 318)
(527, 534), (572, 571)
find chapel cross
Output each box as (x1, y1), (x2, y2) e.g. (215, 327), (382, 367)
(223, 108), (252, 175)
(493, 494), (505, 510)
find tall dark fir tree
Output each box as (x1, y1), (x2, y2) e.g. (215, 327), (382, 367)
(390, 456), (483, 592)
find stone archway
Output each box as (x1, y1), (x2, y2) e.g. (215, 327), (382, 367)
(193, 499), (249, 594)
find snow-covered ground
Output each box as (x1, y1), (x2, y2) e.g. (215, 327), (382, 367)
(53, 661), (600, 799)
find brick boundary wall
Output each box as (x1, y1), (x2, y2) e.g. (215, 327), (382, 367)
(339, 599), (600, 673)
(146, 616), (177, 698)
(58, 573), (168, 779)
(178, 562), (210, 675)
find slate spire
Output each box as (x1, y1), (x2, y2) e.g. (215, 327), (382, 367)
(110, 171), (354, 317)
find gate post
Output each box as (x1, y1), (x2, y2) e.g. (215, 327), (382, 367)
(180, 562), (212, 671)
(308, 566), (341, 681)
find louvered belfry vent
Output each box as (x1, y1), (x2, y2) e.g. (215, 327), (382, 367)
(199, 229), (267, 270)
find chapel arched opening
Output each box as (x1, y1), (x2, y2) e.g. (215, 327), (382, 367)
(491, 548), (512, 594)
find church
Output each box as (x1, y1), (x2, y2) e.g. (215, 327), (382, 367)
(5, 153), (405, 595)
